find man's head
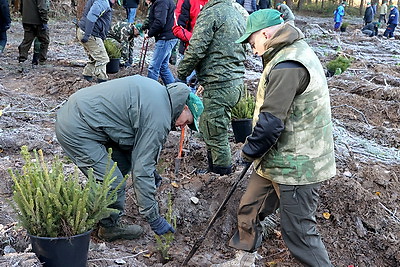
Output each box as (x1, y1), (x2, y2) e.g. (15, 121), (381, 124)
(175, 92), (204, 131)
(367, 2), (371, 6)
(236, 9), (284, 56)
(276, 2), (282, 9)
(390, 5), (396, 9)
(341, 1), (346, 6)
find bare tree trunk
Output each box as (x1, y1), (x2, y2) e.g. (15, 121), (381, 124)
(359, 0), (364, 16)
(76, 0), (85, 20)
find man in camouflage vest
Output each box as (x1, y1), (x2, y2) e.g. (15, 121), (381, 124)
(177, 0), (246, 175)
(107, 21), (140, 67)
(213, 9), (336, 266)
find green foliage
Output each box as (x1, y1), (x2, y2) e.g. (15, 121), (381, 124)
(341, 22), (349, 28)
(155, 193), (176, 261)
(10, 146), (126, 237)
(231, 88), (255, 120)
(326, 55), (352, 75)
(104, 39), (121, 59)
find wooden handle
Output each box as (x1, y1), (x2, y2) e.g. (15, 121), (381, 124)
(178, 127), (185, 158)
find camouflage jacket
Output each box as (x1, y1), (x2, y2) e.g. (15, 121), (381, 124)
(107, 21), (138, 43)
(253, 23), (336, 185)
(177, 0), (246, 90)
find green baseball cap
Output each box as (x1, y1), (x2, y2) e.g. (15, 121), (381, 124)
(236, 9), (284, 44)
(186, 92), (204, 131)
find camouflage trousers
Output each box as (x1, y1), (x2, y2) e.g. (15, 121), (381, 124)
(106, 38), (134, 65)
(199, 83), (243, 167)
(77, 28), (109, 80)
(229, 171), (333, 266)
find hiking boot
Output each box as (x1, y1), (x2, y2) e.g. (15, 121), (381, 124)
(212, 165), (232, 176)
(389, 36), (395, 40)
(98, 223), (143, 242)
(382, 36), (388, 39)
(211, 250), (256, 267)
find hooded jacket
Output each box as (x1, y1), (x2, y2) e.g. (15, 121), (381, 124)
(56, 75), (190, 222)
(388, 6), (399, 25)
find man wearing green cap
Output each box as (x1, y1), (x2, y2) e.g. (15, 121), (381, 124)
(55, 75), (203, 241)
(177, 0), (247, 175)
(383, 5), (398, 39)
(364, 2), (374, 25)
(212, 9), (335, 266)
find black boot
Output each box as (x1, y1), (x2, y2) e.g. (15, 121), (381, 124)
(32, 53), (39, 65)
(212, 165), (233, 176)
(207, 150), (214, 173)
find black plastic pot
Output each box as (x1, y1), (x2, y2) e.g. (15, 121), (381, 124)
(231, 118), (253, 143)
(106, 58), (120, 74)
(29, 230), (92, 267)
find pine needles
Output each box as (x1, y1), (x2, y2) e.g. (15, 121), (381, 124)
(9, 146), (126, 237)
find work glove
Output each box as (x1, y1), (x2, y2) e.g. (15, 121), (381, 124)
(149, 217), (175, 235)
(81, 35), (90, 43)
(41, 23), (48, 31)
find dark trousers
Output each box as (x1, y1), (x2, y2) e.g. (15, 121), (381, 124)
(379, 14), (386, 23)
(0, 30), (7, 52)
(229, 171), (333, 266)
(18, 23), (50, 63)
(383, 23), (397, 38)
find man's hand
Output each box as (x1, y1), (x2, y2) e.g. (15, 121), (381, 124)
(144, 33), (150, 40)
(241, 151), (254, 166)
(149, 217), (175, 235)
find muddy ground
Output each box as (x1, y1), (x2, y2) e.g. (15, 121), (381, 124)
(0, 10), (400, 267)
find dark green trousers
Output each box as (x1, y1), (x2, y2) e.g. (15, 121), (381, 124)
(18, 23), (50, 63)
(229, 171), (333, 266)
(199, 83), (243, 168)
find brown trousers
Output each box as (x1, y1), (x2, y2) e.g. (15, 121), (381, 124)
(18, 23), (50, 63)
(229, 170), (333, 266)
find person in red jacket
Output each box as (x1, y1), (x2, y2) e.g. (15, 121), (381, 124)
(172, 0), (208, 91)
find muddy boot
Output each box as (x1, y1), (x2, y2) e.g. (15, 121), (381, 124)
(83, 75), (93, 82)
(211, 250), (256, 267)
(98, 223), (144, 242)
(212, 165), (232, 176)
(31, 53), (39, 65)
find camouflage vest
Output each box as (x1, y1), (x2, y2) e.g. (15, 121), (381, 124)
(253, 40), (336, 185)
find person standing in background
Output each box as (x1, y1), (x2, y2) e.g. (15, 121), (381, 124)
(0, 0), (11, 54)
(17, 0), (50, 71)
(379, 1), (388, 23)
(364, 2), (374, 25)
(123, 0), (139, 23)
(333, 2), (346, 31)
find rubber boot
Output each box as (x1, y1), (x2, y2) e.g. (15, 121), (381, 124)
(213, 165), (232, 176)
(98, 223), (143, 242)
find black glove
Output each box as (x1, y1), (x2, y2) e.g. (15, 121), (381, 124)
(41, 23), (48, 31)
(149, 217), (175, 235)
(81, 35), (90, 43)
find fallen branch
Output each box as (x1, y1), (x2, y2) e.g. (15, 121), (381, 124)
(87, 250), (149, 262)
(331, 104), (370, 126)
(379, 202), (400, 223)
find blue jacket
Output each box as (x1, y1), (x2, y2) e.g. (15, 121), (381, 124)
(0, 0), (11, 31)
(364, 6), (374, 23)
(388, 6), (399, 25)
(78, 0), (113, 40)
(334, 5), (345, 23)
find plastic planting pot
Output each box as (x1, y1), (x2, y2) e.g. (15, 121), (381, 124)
(231, 118), (253, 143)
(106, 58), (120, 74)
(29, 230), (92, 267)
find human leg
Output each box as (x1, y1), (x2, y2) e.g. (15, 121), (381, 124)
(127, 8), (137, 23)
(0, 30), (7, 53)
(18, 23), (36, 62)
(229, 171), (280, 252)
(199, 84), (242, 174)
(36, 25), (50, 63)
(159, 39), (178, 84)
(279, 183), (333, 266)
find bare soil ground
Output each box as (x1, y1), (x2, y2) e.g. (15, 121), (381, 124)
(1, 12), (400, 267)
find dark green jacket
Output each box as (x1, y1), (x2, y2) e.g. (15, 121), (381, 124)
(21, 0), (49, 25)
(177, 0), (246, 89)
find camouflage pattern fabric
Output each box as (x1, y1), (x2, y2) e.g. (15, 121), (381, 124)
(107, 21), (139, 64)
(253, 25), (336, 185)
(177, 0), (246, 90)
(199, 84), (243, 167)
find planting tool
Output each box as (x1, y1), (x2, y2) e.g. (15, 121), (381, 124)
(174, 127), (185, 177)
(181, 163), (252, 266)
(138, 38), (149, 75)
